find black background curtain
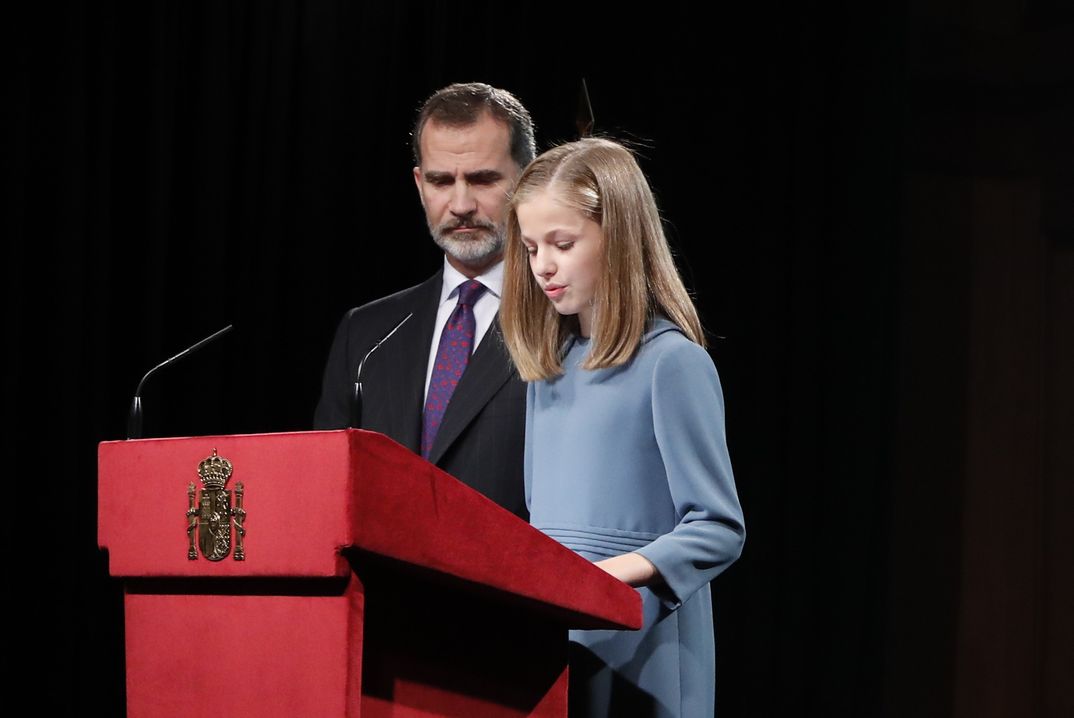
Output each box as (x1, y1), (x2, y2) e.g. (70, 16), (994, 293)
(5, 2), (1071, 716)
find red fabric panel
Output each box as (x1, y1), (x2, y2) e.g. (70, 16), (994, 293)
(99, 431), (353, 577)
(124, 574), (363, 717)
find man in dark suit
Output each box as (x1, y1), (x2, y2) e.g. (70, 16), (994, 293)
(314, 82), (534, 518)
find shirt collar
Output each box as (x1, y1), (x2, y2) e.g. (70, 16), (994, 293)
(439, 257), (504, 304)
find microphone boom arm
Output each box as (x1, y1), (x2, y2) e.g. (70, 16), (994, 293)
(127, 324), (234, 440)
(350, 313), (413, 428)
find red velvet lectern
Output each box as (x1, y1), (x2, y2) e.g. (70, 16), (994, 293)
(98, 429), (641, 717)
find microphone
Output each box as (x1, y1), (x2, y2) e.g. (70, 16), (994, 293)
(350, 313), (413, 428)
(127, 324), (234, 439)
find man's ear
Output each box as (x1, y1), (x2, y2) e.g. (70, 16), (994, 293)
(412, 166), (424, 207)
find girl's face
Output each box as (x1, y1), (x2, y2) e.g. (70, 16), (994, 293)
(515, 187), (604, 337)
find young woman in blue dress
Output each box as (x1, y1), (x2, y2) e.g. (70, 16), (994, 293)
(500, 138), (746, 717)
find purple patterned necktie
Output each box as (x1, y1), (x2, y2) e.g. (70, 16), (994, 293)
(422, 279), (487, 459)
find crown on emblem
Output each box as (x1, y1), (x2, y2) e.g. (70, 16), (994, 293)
(197, 449), (233, 490)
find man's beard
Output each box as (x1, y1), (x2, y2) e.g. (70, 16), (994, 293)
(430, 217), (505, 268)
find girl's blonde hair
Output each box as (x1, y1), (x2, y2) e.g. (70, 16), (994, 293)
(501, 138), (704, 381)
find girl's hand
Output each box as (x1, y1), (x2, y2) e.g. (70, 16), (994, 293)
(594, 552), (660, 587)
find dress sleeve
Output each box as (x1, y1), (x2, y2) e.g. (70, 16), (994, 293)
(634, 341), (746, 608)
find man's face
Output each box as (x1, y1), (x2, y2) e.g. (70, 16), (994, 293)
(413, 112), (521, 277)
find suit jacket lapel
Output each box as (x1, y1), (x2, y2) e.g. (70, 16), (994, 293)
(428, 317), (514, 465)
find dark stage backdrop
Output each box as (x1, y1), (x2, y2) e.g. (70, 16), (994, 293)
(5, 2), (1071, 716)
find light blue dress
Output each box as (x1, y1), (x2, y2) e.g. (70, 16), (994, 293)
(525, 318), (745, 717)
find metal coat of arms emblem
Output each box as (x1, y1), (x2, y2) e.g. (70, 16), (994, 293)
(186, 448), (246, 561)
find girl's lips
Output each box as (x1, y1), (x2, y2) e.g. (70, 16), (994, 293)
(544, 285), (566, 300)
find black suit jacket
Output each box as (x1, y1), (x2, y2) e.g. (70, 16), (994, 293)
(314, 270), (528, 518)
